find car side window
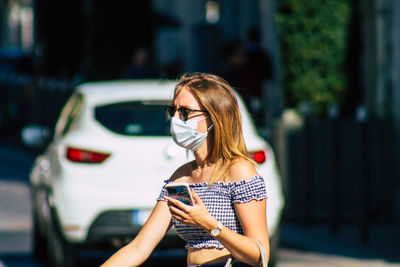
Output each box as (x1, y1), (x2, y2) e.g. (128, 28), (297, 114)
(54, 93), (84, 138)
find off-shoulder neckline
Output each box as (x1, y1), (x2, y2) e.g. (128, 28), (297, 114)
(164, 175), (263, 187)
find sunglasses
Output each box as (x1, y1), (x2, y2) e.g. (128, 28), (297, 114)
(164, 105), (208, 121)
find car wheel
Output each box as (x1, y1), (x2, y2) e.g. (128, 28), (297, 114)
(47, 215), (77, 267)
(32, 211), (47, 262)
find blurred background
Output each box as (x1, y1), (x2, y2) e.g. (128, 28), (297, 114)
(0, 0), (400, 266)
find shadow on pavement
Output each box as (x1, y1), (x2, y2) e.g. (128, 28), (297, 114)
(280, 223), (400, 263)
(0, 250), (187, 267)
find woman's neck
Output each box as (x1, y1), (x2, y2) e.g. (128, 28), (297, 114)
(192, 138), (215, 180)
(192, 158), (215, 182)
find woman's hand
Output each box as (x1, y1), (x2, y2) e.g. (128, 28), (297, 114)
(165, 189), (215, 229)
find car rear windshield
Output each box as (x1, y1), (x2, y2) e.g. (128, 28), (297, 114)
(95, 101), (170, 136)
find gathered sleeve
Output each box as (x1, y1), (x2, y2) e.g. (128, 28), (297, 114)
(231, 175), (267, 203)
(156, 179), (172, 202)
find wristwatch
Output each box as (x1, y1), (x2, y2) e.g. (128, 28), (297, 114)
(210, 221), (223, 237)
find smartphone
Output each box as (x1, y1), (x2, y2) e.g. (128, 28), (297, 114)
(165, 183), (194, 205)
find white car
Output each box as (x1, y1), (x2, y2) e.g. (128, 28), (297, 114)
(24, 80), (284, 267)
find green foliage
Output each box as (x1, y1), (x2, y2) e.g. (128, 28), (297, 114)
(276, 0), (352, 116)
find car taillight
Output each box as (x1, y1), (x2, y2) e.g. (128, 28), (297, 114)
(249, 150), (266, 164)
(66, 147), (110, 163)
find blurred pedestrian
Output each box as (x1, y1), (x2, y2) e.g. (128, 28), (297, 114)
(101, 72), (269, 267)
(221, 28), (273, 127)
(220, 39), (247, 90)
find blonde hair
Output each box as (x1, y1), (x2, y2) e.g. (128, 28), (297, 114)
(174, 72), (254, 184)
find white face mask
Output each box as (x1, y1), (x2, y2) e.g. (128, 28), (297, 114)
(170, 116), (213, 151)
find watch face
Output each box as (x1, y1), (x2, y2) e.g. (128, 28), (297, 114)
(211, 228), (221, 236)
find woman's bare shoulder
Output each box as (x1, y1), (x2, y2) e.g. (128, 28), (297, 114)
(169, 160), (195, 183)
(226, 157), (258, 183)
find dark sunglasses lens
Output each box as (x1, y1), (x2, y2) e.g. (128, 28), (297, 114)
(165, 106), (175, 118)
(180, 108), (189, 121)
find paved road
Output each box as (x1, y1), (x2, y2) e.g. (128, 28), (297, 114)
(1, 143), (400, 266)
(1, 181), (400, 266)
(276, 250), (400, 267)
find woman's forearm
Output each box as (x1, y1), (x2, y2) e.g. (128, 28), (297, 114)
(216, 226), (269, 266)
(100, 241), (150, 267)
(203, 220), (269, 266)
(101, 201), (173, 267)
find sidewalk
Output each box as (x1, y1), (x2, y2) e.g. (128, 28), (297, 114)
(277, 249), (400, 267)
(0, 180), (31, 232)
(280, 223), (400, 264)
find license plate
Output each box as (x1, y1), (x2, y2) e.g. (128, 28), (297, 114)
(132, 209), (152, 226)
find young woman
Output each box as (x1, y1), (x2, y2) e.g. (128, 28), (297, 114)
(101, 73), (269, 267)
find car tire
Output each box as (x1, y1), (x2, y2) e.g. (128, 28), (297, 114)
(47, 213), (77, 267)
(32, 211), (47, 262)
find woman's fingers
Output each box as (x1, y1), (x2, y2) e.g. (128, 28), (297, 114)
(172, 214), (184, 222)
(169, 203), (187, 216)
(165, 196), (189, 210)
(165, 196), (191, 216)
(166, 191), (209, 227)
(167, 200), (193, 224)
(191, 189), (204, 206)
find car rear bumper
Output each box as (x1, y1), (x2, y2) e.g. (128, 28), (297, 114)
(86, 209), (145, 243)
(85, 210), (185, 249)
(51, 180), (162, 243)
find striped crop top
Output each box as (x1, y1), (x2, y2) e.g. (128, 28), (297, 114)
(157, 175), (267, 249)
